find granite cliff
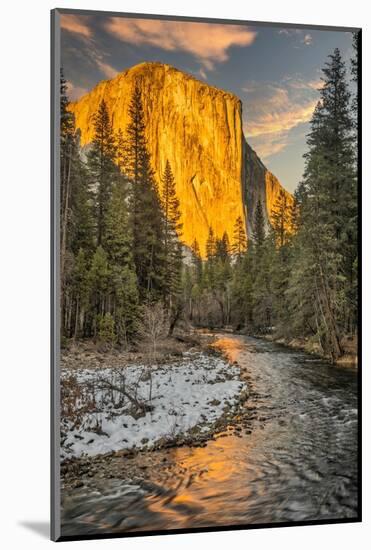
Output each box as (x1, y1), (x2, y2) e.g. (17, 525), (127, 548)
(68, 62), (293, 255)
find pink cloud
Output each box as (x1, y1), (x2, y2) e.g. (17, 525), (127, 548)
(105, 18), (257, 69)
(60, 14), (92, 38)
(94, 58), (118, 79)
(243, 77), (319, 159)
(60, 14), (118, 80)
(249, 134), (289, 159)
(246, 100), (317, 139)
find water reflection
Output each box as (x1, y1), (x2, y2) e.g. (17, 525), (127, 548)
(211, 336), (246, 363)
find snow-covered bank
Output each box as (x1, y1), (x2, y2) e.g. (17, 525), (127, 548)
(61, 351), (246, 459)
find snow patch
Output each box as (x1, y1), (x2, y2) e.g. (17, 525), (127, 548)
(61, 352), (245, 459)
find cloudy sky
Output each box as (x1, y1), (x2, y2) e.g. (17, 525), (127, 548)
(60, 11), (354, 192)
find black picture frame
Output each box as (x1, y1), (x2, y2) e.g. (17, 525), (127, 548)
(51, 8), (362, 542)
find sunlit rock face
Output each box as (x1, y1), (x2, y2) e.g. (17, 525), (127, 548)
(243, 142), (294, 235)
(69, 62), (292, 256)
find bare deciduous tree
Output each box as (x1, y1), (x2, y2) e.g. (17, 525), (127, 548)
(137, 303), (169, 362)
(136, 303), (169, 405)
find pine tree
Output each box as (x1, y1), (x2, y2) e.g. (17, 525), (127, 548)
(252, 230), (274, 332)
(69, 156), (94, 257)
(161, 160), (183, 307)
(88, 246), (110, 338)
(270, 190), (292, 247)
(349, 34), (359, 332)
(188, 239), (204, 325)
(105, 180), (132, 267)
(270, 229), (293, 336)
(110, 265), (139, 345)
(287, 48), (357, 359)
(252, 199), (266, 249)
(86, 99), (117, 246)
(231, 247), (254, 329)
(104, 179), (139, 343)
(116, 128), (127, 173)
(69, 248), (91, 338)
(214, 254), (232, 326)
(60, 69), (77, 294)
(191, 239), (203, 285)
(250, 199), (274, 332)
(351, 32), (359, 126)
(206, 227), (216, 260)
(124, 84), (165, 299)
(215, 232), (230, 263)
(204, 231), (232, 326)
(60, 70), (95, 339)
(232, 216), (247, 257)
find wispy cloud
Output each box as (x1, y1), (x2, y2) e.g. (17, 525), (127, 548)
(246, 100), (317, 138)
(243, 76), (321, 159)
(249, 134), (289, 159)
(94, 57), (118, 79)
(198, 67), (208, 80)
(60, 14), (92, 38)
(282, 75), (322, 90)
(61, 14), (118, 81)
(278, 28), (314, 47)
(66, 81), (88, 101)
(104, 18), (257, 70)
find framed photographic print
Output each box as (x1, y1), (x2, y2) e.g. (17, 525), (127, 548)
(51, 8), (361, 542)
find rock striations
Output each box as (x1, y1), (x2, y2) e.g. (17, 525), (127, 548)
(69, 62), (293, 256)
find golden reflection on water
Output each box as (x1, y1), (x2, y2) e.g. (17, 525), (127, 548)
(144, 432), (257, 528)
(142, 336), (264, 527)
(210, 335), (245, 363)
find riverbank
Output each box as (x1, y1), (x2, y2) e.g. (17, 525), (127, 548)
(61, 329), (206, 370)
(60, 330), (253, 490)
(255, 333), (358, 367)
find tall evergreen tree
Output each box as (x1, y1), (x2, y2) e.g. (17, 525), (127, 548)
(161, 160), (183, 305)
(232, 215), (247, 257)
(116, 128), (127, 173)
(86, 99), (117, 246)
(69, 248), (91, 339)
(350, 32), (359, 126)
(88, 246), (110, 338)
(215, 232), (230, 263)
(105, 180), (132, 267)
(231, 247), (254, 329)
(206, 227), (216, 261)
(69, 155), (94, 257)
(270, 190), (292, 247)
(191, 239), (203, 285)
(60, 70), (94, 339)
(252, 199), (266, 249)
(60, 69), (77, 293)
(288, 48), (356, 359)
(124, 84), (165, 299)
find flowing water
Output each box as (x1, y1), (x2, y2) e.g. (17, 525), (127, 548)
(61, 334), (358, 536)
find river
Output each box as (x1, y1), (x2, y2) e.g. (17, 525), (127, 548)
(61, 333), (358, 536)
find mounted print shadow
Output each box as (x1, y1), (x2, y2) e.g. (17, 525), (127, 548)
(51, 8), (361, 542)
